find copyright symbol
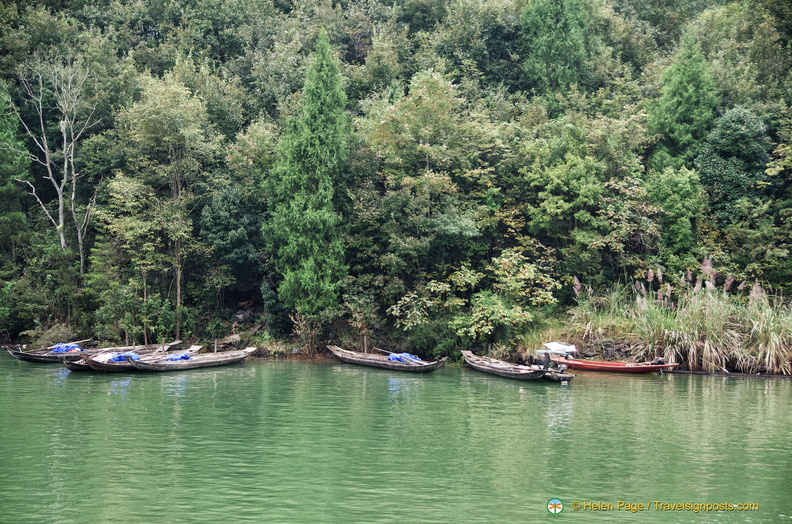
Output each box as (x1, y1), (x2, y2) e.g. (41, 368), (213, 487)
(571, 501), (581, 511)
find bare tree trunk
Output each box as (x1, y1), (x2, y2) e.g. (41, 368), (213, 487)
(174, 237), (183, 341)
(142, 270), (149, 345)
(6, 56), (99, 274)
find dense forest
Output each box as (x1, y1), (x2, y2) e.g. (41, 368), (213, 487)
(1, 0), (791, 370)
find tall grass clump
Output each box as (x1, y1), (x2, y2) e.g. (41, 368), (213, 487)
(565, 279), (633, 343)
(736, 291), (792, 374)
(567, 262), (792, 374)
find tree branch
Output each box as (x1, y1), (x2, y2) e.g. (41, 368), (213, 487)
(14, 178), (59, 229)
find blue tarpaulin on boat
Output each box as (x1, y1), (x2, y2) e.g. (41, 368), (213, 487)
(166, 353), (191, 361)
(388, 353), (422, 363)
(110, 352), (140, 362)
(51, 343), (84, 353)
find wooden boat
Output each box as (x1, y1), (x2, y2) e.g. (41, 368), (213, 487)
(63, 355), (93, 371)
(124, 346), (256, 372)
(7, 339), (92, 363)
(550, 356), (680, 373)
(62, 341), (183, 371)
(327, 345), (447, 373)
(461, 350), (548, 381)
(78, 341), (191, 372)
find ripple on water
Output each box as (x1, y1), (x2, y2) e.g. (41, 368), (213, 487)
(1, 357), (790, 523)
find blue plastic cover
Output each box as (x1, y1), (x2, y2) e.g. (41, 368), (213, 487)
(388, 353), (423, 363)
(165, 353), (192, 361)
(110, 352), (140, 362)
(51, 343), (84, 353)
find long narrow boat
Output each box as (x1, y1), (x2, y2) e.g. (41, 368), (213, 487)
(75, 342), (191, 372)
(7, 339), (93, 363)
(124, 347), (256, 372)
(549, 355), (680, 373)
(63, 353), (100, 372)
(62, 340), (182, 371)
(461, 350), (548, 381)
(327, 345), (447, 373)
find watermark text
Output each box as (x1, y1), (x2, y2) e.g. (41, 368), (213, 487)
(566, 500), (759, 513)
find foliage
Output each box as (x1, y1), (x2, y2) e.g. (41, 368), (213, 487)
(648, 30), (719, 172)
(388, 249), (559, 346)
(695, 106), (771, 223)
(0, 0), (789, 360)
(520, 0), (602, 96)
(0, 85), (29, 273)
(199, 185), (262, 297)
(513, 114), (609, 277)
(590, 177), (662, 276)
(263, 29), (351, 322)
(644, 166), (704, 262)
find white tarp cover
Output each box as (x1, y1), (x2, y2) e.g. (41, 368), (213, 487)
(538, 341), (577, 354)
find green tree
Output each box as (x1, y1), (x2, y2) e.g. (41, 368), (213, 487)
(263, 29), (351, 328)
(200, 185), (262, 306)
(645, 166), (704, 263)
(118, 72), (218, 340)
(388, 249), (559, 349)
(87, 174), (168, 344)
(521, 0), (601, 95)
(648, 31), (719, 172)
(508, 114), (608, 278)
(0, 85), (29, 272)
(695, 106), (771, 224)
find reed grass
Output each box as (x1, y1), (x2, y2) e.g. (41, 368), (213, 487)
(565, 266), (792, 374)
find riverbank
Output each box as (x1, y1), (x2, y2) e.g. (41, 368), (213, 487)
(542, 274), (792, 376)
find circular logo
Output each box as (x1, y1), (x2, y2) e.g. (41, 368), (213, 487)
(547, 499), (564, 514)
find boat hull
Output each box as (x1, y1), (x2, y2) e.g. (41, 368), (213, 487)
(327, 346), (447, 372)
(6, 347), (63, 363)
(6, 339), (94, 363)
(550, 357), (679, 373)
(63, 356), (92, 371)
(461, 351), (548, 381)
(84, 343), (193, 372)
(125, 347), (256, 372)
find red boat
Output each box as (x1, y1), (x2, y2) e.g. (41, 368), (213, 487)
(549, 356), (679, 373)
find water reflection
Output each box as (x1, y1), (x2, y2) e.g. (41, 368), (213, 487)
(162, 374), (192, 399)
(543, 386), (573, 439)
(51, 366), (70, 386)
(386, 375), (419, 401)
(108, 376), (132, 397)
(2, 355), (791, 523)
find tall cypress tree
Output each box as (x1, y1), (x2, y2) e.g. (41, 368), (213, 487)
(264, 29), (351, 320)
(521, 0), (599, 95)
(648, 31), (719, 172)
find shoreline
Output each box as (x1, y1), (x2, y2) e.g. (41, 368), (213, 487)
(664, 369), (792, 379)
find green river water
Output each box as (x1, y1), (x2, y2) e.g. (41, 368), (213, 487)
(1, 352), (790, 523)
